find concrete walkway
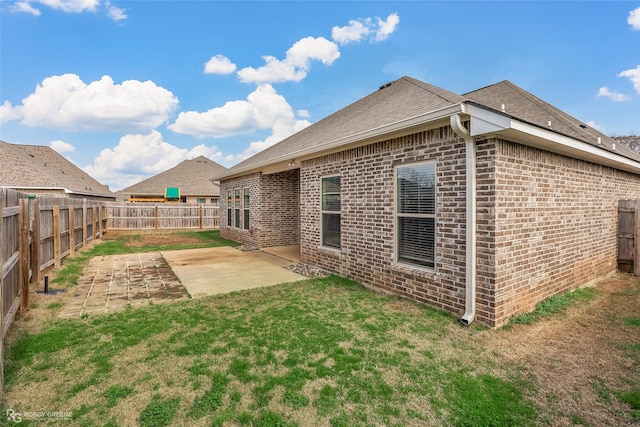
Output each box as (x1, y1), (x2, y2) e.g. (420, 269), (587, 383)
(162, 247), (305, 298)
(58, 247), (305, 318)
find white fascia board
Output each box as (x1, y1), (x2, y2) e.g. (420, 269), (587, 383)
(0, 186), (71, 192)
(466, 104), (640, 175)
(219, 104), (464, 180)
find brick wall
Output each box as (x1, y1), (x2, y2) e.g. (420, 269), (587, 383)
(258, 169), (300, 247)
(300, 127), (475, 320)
(222, 130), (640, 328)
(220, 170), (300, 248)
(220, 173), (261, 247)
(491, 140), (640, 325)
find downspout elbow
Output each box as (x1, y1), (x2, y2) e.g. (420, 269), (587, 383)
(450, 113), (477, 326)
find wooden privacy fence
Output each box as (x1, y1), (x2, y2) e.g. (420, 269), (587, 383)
(618, 199), (640, 274)
(107, 203), (220, 230)
(0, 189), (106, 394)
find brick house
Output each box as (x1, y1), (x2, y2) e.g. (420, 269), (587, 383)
(0, 140), (115, 201)
(215, 76), (640, 327)
(121, 156), (226, 203)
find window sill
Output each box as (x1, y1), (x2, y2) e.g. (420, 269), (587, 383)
(391, 261), (436, 277)
(318, 245), (342, 254)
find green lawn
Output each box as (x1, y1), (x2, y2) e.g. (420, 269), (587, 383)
(2, 231), (637, 426)
(4, 278), (537, 426)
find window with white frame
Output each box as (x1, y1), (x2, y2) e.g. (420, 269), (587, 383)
(321, 175), (341, 249)
(196, 197), (206, 204)
(227, 189), (232, 227)
(396, 162), (436, 269)
(243, 188), (250, 230)
(234, 188), (241, 228)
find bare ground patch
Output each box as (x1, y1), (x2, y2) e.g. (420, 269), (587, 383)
(477, 273), (640, 426)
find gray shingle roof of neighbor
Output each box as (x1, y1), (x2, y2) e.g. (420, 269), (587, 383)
(0, 140), (114, 198)
(122, 156), (227, 196)
(216, 75), (640, 180)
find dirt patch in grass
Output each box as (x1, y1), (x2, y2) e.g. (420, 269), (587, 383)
(103, 230), (206, 247)
(478, 273), (640, 426)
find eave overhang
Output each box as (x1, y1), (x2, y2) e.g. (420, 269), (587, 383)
(215, 104), (465, 180)
(465, 103), (640, 175)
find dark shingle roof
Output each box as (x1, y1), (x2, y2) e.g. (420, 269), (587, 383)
(0, 141), (114, 198)
(122, 156), (227, 196)
(217, 76), (640, 179)
(463, 80), (640, 162)
(217, 76), (466, 178)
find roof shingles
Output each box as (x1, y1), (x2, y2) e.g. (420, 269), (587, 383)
(122, 156), (227, 196)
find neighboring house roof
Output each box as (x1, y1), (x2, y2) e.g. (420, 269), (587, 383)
(122, 156), (227, 197)
(216, 76), (640, 180)
(0, 140), (114, 198)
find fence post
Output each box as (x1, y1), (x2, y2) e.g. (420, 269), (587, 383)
(69, 204), (75, 256)
(53, 206), (61, 268)
(200, 205), (203, 230)
(96, 204), (101, 239)
(82, 199), (87, 247)
(155, 205), (159, 230)
(0, 190), (5, 396)
(634, 208), (640, 277)
(30, 198), (40, 287)
(19, 199), (30, 312)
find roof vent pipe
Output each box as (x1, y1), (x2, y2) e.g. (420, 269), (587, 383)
(597, 137), (602, 145)
(450, 113), (477, 326)
(547, 120), (552, 128)
(613, 143), (616, 151)
(500, 104), (505, 112)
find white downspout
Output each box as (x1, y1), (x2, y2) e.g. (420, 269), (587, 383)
(450, 113), (477, 325)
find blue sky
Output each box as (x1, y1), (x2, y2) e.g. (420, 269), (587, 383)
(1, 1), (639, 191)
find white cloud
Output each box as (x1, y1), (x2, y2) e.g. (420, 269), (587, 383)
(586, 121), (605, 132)
(9, 0), (127, 21)
(37, 0), (98, 13)
(3, 73), (178, 132)
(332, 19), (371, 44)
(619, 65), (640, 94)
(49, 139), (75, 154)
(9, 1), (41, 15)
(597, 87), (631, 102)
(237, 37), (340, 84)
(374, 13), (400, 42)
(0, 100), (22, 123)
(105, 0), (126, 21)
(204, 55), (237, 74)
(629, 7), (640, 30)
(225, 116), (311, 163)
(331, 13), (400, 45)
(169, 84), (309, 139)
(297, 109), (310, 118)
(83, 130), (223, 190)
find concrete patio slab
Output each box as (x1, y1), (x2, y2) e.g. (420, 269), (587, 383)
(161, 247), (305, 298)
(261, 245), (301, 263)
(58, 247), (306, 318)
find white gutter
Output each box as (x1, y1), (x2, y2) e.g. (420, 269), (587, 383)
(466, 104), (640, 175)
(450, 112), (477, 326)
